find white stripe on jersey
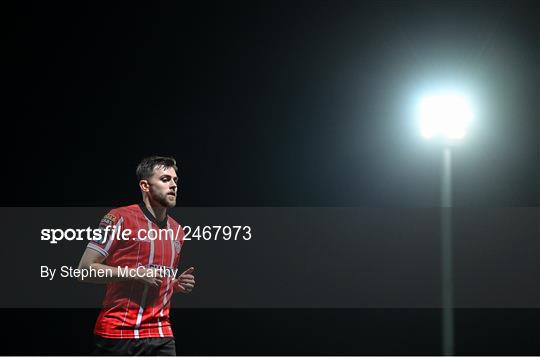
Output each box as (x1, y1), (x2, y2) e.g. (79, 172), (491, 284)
(119, 217), (143, 338)
(104, 217), (124, 252)
(86, 243), (108, 257)
(160, 224), (176, 314)
(134, 218), (155, 339)
(133, 285), (148, 339)
(157, 318), (164, 338)
(157, 222), (176, 337)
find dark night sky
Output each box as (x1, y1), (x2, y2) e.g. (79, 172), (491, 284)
(6, 0), (539, 207)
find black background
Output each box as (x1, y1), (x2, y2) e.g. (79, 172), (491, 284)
(5, 0), (539, 355)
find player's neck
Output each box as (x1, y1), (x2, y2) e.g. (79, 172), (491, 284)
(142, 197), (167, 222)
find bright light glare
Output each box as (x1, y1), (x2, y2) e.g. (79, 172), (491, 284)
(418, 93), (474, 140)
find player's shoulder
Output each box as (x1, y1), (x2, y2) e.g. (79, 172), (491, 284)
(111, 203), (139, 212)
(106, 204), (141, 219)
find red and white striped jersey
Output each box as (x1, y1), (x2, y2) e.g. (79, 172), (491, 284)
(87, 203), (184, 339)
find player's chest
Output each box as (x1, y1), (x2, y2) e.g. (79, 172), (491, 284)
(120, 223), (182, 265)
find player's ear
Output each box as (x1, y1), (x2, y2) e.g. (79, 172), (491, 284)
(139, 179), (150, 192)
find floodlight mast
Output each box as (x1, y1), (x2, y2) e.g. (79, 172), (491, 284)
(418, 92), (473, 356)
(441, 146), (453, 357)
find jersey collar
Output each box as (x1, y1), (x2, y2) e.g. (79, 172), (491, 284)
(138, 202), (168, 229)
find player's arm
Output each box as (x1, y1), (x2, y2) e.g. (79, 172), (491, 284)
(77, 247), (163, 287)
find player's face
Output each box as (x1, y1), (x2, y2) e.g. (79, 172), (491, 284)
(147, 166), (178, 208)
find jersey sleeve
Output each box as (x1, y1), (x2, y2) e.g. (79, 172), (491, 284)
(87, 209), (125, 257)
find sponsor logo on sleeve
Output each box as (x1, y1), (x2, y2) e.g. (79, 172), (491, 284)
(99, 213), (118, 228)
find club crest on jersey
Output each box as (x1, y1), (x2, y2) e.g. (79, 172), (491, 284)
(174, 240), (182, 254)
(99, 213), (118, 227)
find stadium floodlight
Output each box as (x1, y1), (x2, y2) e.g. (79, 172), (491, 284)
(418, 92), (474, 140)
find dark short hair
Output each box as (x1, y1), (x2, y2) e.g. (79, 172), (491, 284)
(136, 156), (178, 181)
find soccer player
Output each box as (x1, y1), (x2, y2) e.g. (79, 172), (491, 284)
(78, 156), (195, 356)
